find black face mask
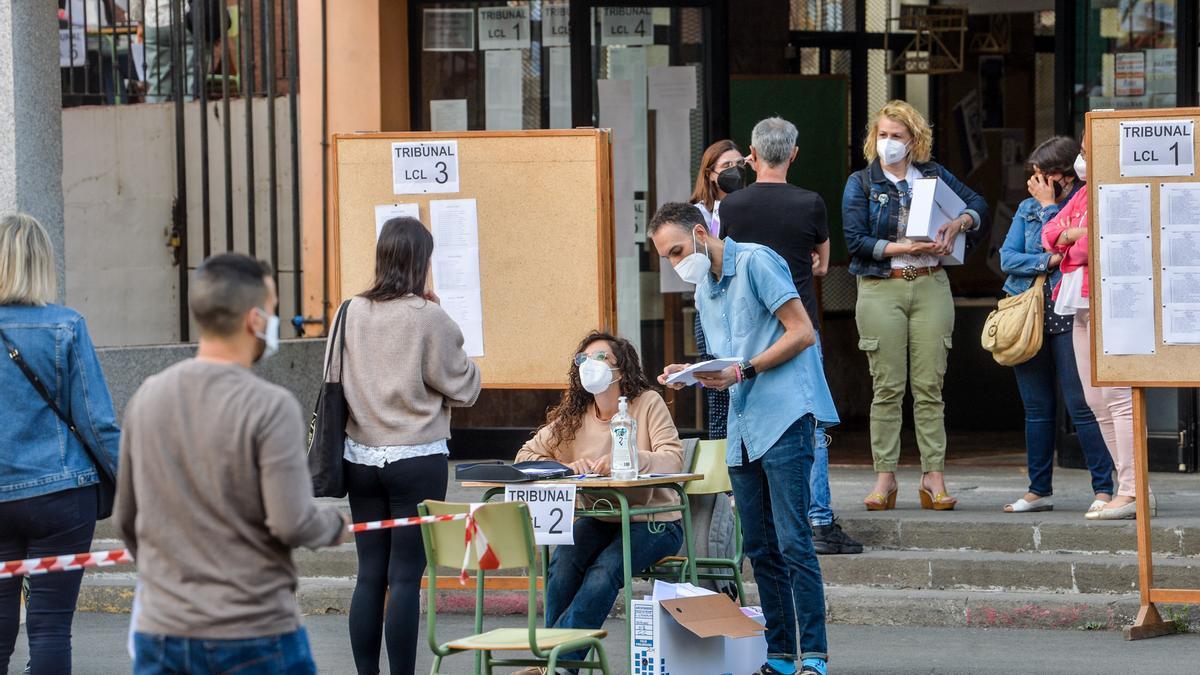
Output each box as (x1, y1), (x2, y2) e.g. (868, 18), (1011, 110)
(1052, 179), (1066, 200)
(716, 166), (744, 194)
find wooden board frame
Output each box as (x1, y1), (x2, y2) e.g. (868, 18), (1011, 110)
(1084, 109), (1200, 640)
(1087, 108), (1200, 387)
(330, 129), (616, 389)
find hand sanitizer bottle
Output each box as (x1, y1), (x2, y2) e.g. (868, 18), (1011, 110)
(609, 396), (639, 480)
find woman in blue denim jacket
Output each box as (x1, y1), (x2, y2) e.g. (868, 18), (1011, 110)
(999, 137), (1115, 516)
(842, 100), (988, 513)
(0, 214), (121, 673)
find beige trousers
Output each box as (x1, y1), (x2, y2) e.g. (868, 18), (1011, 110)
(1072, 310), (1136, 497)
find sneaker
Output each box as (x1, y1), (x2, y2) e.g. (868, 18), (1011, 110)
(756, 664), (789, 675)
(811, 518), (863, 555)
(799, 662), (828, 675)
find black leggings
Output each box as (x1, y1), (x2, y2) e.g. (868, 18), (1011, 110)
(346, 454), (448, 675)
(0, 485), (98, 675)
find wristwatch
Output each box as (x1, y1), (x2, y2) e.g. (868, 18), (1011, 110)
(739, 360), (757, 380)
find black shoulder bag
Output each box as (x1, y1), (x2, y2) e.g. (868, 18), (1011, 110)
(307, 300), (352, 498)
(0, 328), (116, 519)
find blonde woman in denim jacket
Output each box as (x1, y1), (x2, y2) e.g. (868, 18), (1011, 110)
(999, 137), (1114, 516)
(842, 100), (988, 512)
(0, 214), (121, 673)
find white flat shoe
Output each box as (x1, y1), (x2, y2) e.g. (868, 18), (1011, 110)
(1004, 497), (1053, 513)
(1086, 499), (1108, 514)
(1085, 501), (1137, 520)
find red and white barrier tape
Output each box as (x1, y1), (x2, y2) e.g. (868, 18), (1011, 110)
(0, 549), (133, 580)
(0, 512), (475, 579)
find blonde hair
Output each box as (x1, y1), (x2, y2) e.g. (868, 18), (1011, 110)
(862, 99), (934, 164)
(0, 214), (57, 306)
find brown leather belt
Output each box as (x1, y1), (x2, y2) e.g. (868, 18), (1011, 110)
(888, 265), (940, 281)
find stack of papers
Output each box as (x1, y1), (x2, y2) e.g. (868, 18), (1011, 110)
(664, 358), (743, 387)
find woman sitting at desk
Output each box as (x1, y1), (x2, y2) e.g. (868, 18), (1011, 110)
(514, 331), (683, 667)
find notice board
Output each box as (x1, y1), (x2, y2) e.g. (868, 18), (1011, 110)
(1088, 108), (1200, 387)
(332, 129), (616, 388)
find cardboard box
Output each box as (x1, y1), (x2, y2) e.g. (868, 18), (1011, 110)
(631, 583), (766, 675)
(906, 177), (969, 266)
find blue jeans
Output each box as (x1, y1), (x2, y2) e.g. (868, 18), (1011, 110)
(546, 518), (683, 661)
(808, 428), (834, 526)
(133, 627), (317, 675)
(1012, 330), (1115, 497)
(0, 486), (97, 675)
(729, 415), (827, 663)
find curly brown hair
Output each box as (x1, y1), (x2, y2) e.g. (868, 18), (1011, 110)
(540, 331), (656, 451)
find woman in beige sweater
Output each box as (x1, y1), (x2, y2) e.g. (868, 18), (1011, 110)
(335, 217), (481, 675)
(514, 332), (682, 670)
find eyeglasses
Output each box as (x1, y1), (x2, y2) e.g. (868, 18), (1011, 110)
(714, 158), (747, 172)
(573, 351), (611, 366)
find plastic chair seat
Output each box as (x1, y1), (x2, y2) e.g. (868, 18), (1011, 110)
(445, 627), (607, 651)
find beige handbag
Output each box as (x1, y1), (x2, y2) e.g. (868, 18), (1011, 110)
(981, 275), (1045, 366)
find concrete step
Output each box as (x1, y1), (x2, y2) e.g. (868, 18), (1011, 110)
(817, 549), (1200, 595)
(77, 575), (1200, 633)
(835, 512), (1200, 557)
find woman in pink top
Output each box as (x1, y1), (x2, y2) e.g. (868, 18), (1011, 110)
(1041, 139), (1152, 521)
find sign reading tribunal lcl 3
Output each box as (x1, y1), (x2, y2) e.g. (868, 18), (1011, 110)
(391, 141), (461, 195)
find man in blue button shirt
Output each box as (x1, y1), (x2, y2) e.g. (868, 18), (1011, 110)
(649, 202), (839, 675)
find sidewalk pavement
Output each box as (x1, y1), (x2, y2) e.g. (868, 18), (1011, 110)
(31, 611), (1199, 674)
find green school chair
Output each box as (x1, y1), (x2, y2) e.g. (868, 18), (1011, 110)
(418, 500), (611, 675)
(640, 439), (746, 604)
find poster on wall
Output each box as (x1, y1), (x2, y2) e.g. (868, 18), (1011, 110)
(543, 3), (570, 47)
(599, 7), (654, 46)
(478, 6), (530, 50)
(953, 90), (988, 175)
(423, 9), (475, 52)
(1114, 51), (1147, 97)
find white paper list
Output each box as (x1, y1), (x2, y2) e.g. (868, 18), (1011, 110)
(607, 47), (648, 192)
(485, 49), (523, 130)
(1158, 182), (1200, 344)
(430, 99), (468, 132)
(429, 199), (485, 357)
(374, 203), (420, 240)
(1097, 183), (1155, 354)
(548, 47), (572, 129)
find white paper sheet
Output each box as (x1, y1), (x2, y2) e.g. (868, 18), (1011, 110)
(1097, 183), (1152, 237)
(1160, 182), (1200, 228)
(374, 203), (421, 240)
(1101, 278), (1156, 355)
(599, 7), (654, 46)
(648, 66), (697, 110)
(549, 47), (572, 129)
(1157, 182), (1200, 344)
(429, 99), (468, 132)
(1099, 236), (1154, 278)
(607, 47), (648, 192)
(485, 49), (524, 131)
(615, 256), (642, 356)
(1164, 270), (1200, 304)
(422, 8), (475, 52)
(598, 79), (636, 258)
(1164, 306), (1200, 344)
(633, 199), (647, 241)
(654, 108), (693, 206)
(429, 199), (485, 357)
(1163, 229), (1200, 266)
(543, 3), (571, 47)
(477, 6), (530, 50)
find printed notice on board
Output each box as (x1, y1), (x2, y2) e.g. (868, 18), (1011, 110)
(1158, 182), (1200, 344)
(543, 3), (570, 47)
(1120, 119), (1195, 177)
(504, 484), (576, 545)
(478, 6), (530, 50)
(600, 7), (653, 45)
(429, 199), (484, 357)
(1097, 183), (1155, 354)
(392, 141), (459, 194)
(374, 203), (420, 240)
(422, 9), (474, 52)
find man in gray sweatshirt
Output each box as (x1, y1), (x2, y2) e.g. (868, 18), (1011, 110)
(116, 253), (347, 673)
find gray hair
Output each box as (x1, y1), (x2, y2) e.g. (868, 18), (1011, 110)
(0, 213), (56, 306)
(751, 117), (798, 168)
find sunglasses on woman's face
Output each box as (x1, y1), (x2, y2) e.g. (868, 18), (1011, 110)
(573, 351), (611, 366)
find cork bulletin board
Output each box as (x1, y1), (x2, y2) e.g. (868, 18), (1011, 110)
(331, 129), (616, 388)
(1088, 108), (1200, 387)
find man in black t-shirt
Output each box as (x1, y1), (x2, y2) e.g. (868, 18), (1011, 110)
(720, 116), (863, 556)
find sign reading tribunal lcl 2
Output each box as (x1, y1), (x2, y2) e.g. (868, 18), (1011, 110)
(392, 141), (461, 195)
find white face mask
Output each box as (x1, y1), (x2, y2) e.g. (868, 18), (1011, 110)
(579, 358), (617, 395)
(673, 229), (711, 286)
(1073, 153), (1087, 181)
(254, 309), (280, 362)
(876, 138), (909, 165)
